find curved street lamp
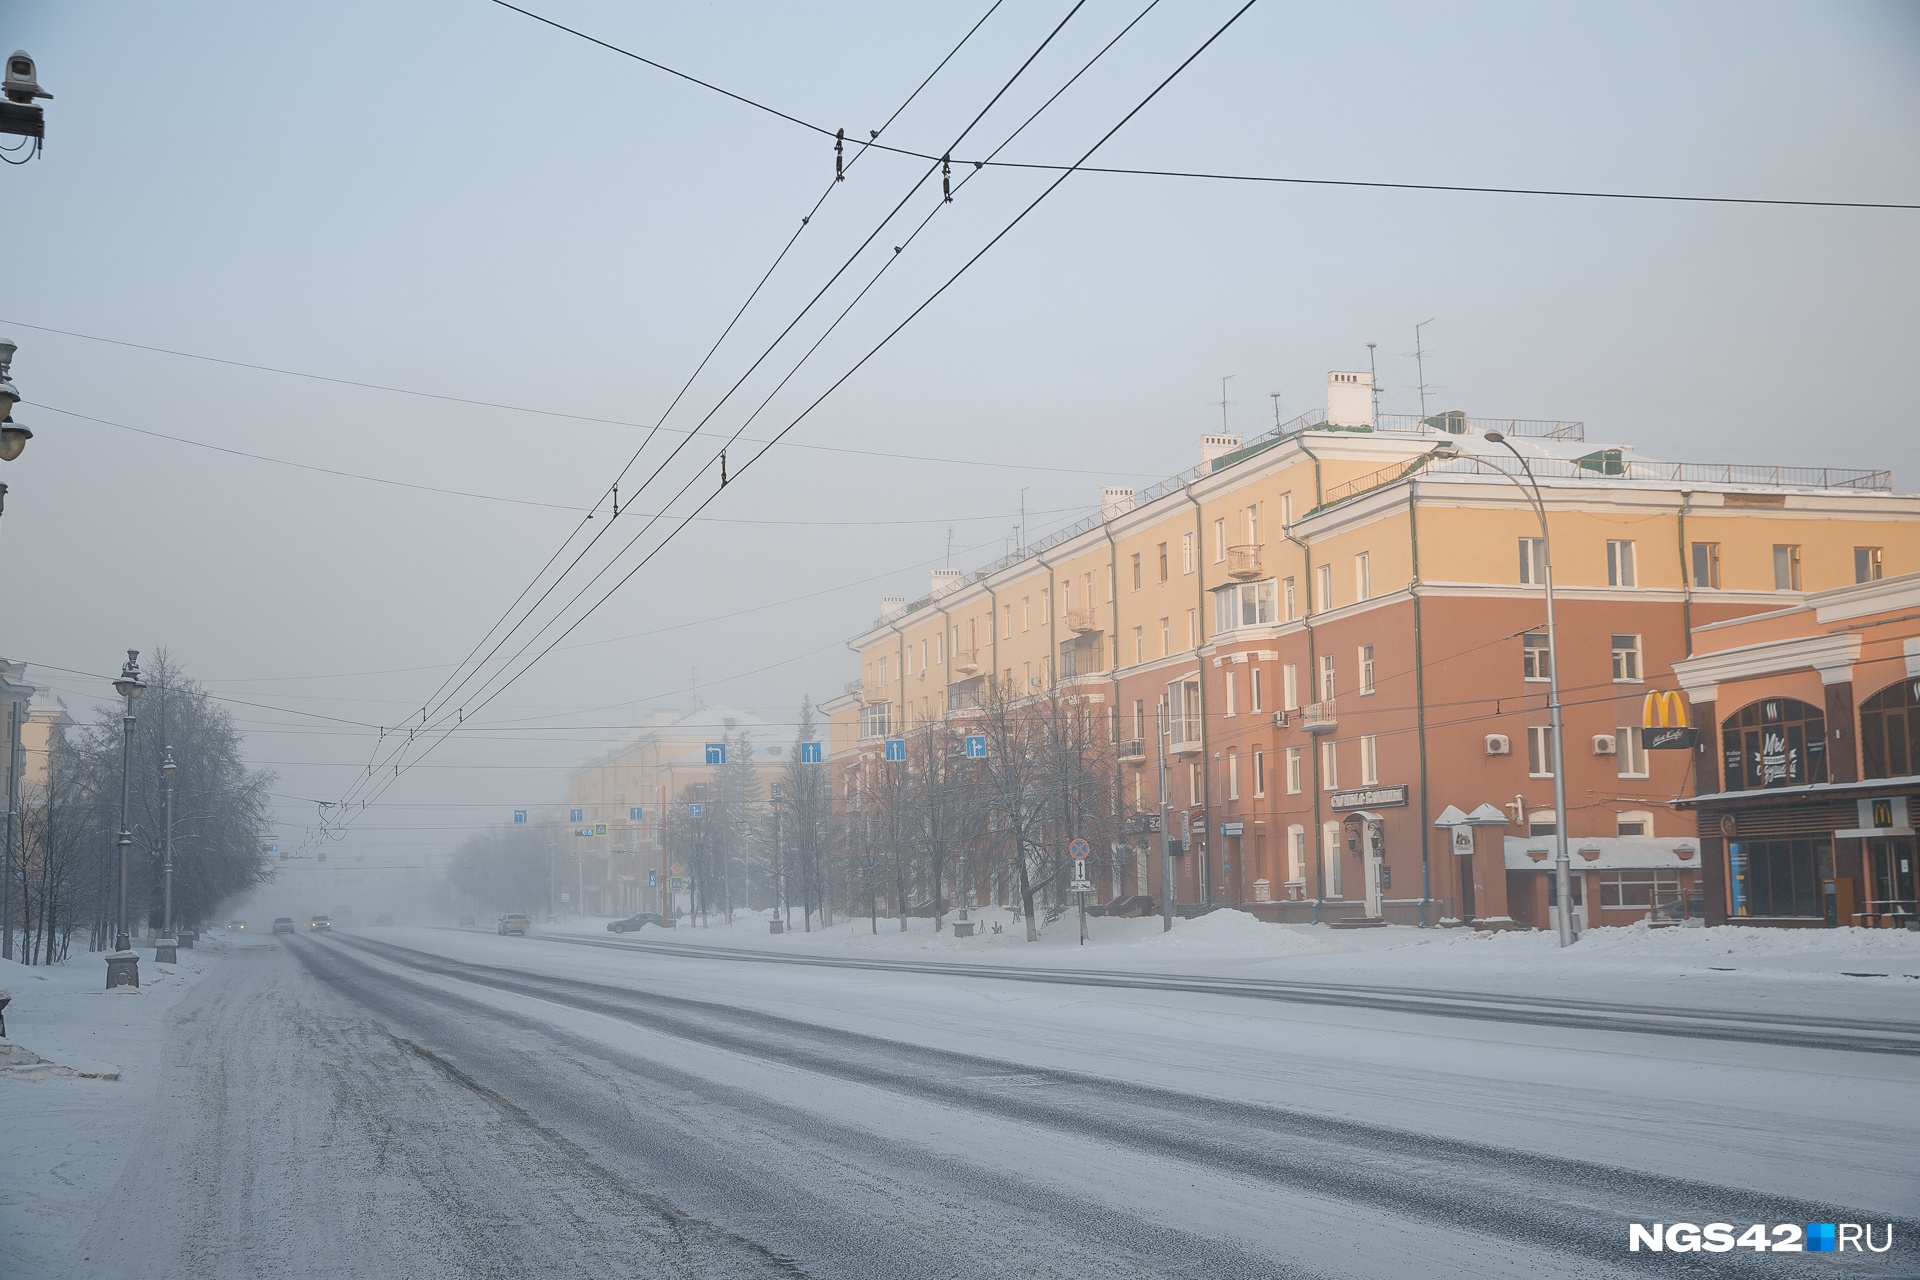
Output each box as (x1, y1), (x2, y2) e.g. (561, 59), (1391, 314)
(0, 339), (35, 522)
(106, 651), (146, 989)
(1479, 431), (1574, 947)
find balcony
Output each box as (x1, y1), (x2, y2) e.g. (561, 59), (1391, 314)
(1301, 699), (1337, 734)
(1058, 637), (1106, 679)
(858, 703), (892, 740)
(1116, 737), (1146, 763)
(946, 677), (985, 714)
(1225, 545), (1263, 580)
(952, 648), (980, 675)
(1066, 608), (1099, 634)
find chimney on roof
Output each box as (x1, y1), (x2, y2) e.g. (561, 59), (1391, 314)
(1200, 434), (1241, 465)
(879, 594), (906, 622)
(1100, 486), (1135, 520)
(930, 568), (963, 598)
(1327, 370), (1374, 429)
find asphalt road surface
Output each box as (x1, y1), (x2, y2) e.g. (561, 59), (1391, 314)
(66, 928), (1920, 1279)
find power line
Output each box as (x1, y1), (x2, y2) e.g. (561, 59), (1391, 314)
(488, 0), (1920, 212)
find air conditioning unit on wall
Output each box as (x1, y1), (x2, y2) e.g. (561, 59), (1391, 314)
(1592, 734), (1617, 756)
(1485, 734), (1511, 756)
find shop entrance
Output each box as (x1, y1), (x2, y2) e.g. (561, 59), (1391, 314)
(1865, 836), (1916, 927)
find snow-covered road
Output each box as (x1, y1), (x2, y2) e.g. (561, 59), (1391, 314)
(17, 926), (1919, 1278)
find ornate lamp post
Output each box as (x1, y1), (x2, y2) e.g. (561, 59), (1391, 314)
(1482, 432), (1575, 947)
(105, 651), (146, 989)
(155, 748), (178, 963)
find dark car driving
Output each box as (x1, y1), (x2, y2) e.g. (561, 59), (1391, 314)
(607, 912), (668, 933)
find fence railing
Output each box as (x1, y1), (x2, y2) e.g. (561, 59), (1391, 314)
(1427, 455), (1891, 491)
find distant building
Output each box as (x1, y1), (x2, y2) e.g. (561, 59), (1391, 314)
(829, 372), (1919, 928)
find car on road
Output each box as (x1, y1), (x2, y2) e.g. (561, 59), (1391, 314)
(607, 912), (667, 933)
(497, 913), (530, 936)
(226, 920), (247, 932)
(308, 915), (332, 932)
(373, 914), (394, 926)
(271, 917), (295, 934)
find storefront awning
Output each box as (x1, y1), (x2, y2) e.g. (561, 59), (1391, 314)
(1672, 774), (1920, 809)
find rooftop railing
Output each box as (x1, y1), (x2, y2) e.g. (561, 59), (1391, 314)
(1426, 455), (1892, 492)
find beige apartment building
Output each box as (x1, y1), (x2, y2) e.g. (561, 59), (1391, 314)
(828, 372), (1919, 927)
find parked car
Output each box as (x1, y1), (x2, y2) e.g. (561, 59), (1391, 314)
(373, 914), (394, 926)
(607, 912), (667, 933)
(498, 913), (530, 936)
(271, 917), (295, 934)
(225, 920), (247, 932)
(308, 915), (332, 932)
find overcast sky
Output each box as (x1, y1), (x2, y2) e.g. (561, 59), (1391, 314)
(4, 0), (1916, 872)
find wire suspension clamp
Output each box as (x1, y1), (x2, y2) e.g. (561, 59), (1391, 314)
(834, 128), (844, 182)
(942, 153), (952, 203)
(720, 449), (728, 487)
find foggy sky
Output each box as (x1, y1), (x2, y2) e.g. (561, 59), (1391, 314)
(4, 0), (1916, 875)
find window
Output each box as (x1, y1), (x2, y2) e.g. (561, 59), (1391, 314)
(1228, 752), (1240, 800)
(1729, 837), (1832, 918)
(1283, 664), (1299, 711)
(1321, 740), (1339, 789)
(1286, 747), (1303, 794)
(1085, 571), (1095, 607)
(1529, 812), (1557, 837)
(1132, 626), (1144, 664)
(1247, 503), (1262, 545)
(1062, 580), (1072, 614)
(1722, 698), (1827, 791)
(1253, 750), (1266, 797)
(1690, 542), (1720, 589)
(1182, 533), (1194, 575)
(878, 655), (889, 684)
(1354, 552), (1371, 602)
(1600, 869), (1681, 908)
(1519, 537), (1547, 585)
(1224, 672), (1237, 717)
(1158, 542), (1169, 582)
(1280, 492), (1293, 529)
(905, 646), (913, 676)
(1616, 810), (1654, 837)
(1856, 547), (1884, 583)
(1318, 653), (1336, 701)
(1610, 634), (1642, 682)
(1022, 597), (1031, 631)
(1360, 735), (1379, 785)
(1860, 677), (1920, 780)
(1322, 822), (1343, 897)
(1358, 644), (1375, 696)
(1316, 564), (1333, 612)
(1188, 762), (1200, 807)
(1023, 661), (1032, 689)
(1283, 577), (1298, 620)
(1160, 617), (1171, 656)
(1527, 725), (1556, 777)
(1186, 609), (1198, 648)
(1131, 553), (1142, 591)
(1522, 632), (1550, 681)
(1212, 580), (1277, 632)
(1607, 539), (1637, 587)
(1250, 667), (1263, 712)
(1213, 517), (1227, 563)
(935, 633), (944, 664)
(1287, 825), (1305, 883)
(1773, 544), (1801, 591)
(1002, 604), (1011, 639)
(1616, 726), (1648, 778)
(921, 639), (929, 670)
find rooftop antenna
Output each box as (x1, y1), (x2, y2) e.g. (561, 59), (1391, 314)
(1211, 374), (1236, 433)
(1411, 320), (1435, 422)
(1365, 341), (1380, 424)
(1268, 391), (1282, 429)
(944, 525), (953, 568)
(1018, 487), (1029, 555)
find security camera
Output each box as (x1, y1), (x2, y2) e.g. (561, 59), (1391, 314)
(4, 51), (51, 104)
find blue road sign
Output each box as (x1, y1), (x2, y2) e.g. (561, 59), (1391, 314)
(574, 827), (593, 837)
(629, 806), (644, 821)
(705, 742), (727, 765)
(884, 738), (906, 762)
(689, 802), (704, 819)
(569, 808), (583, 823)
(513, 809), (527, 824)
(593, 823), (607, 836)
(800, 741), (822, 764)
(964, 734), (986, 759)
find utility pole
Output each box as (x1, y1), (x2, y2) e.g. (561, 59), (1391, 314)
(2, 694), (18, 962)
(1158, 700), (1173, 933)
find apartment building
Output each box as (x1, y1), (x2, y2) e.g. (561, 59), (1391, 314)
(829, 372), (1919, 927)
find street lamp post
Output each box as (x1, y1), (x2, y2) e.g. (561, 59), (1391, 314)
(157, 748), (178, 960)
(106, 651), (146, 988)
(1482, 433), (1575, 947)
(0, 338), (38, 526)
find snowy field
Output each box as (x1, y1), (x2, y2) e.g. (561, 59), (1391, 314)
(4, 921), (1915, 1279)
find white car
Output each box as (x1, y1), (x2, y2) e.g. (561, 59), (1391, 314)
(497, 913), (530, 936)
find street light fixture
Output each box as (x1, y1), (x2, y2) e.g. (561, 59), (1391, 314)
(0, 340), (35, 520)
(159, 748), (178, 957)
(1481, 431), (1575, 947)
(106, 650), (146, 989)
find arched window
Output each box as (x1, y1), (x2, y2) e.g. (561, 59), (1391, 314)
(1859, 677), (1920, 780)
(1722, 698), (1827, 791)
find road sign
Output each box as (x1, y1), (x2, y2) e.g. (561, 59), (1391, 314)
(574, 827), (593, 837)
(705, 742), (727, 765)
(884, 738), (906, 762)
(569, 808), (583, 823)
(671, 863), (684, 875)
(1070, 867), (1093, 893)
(593, 823), (607, 836)
(964, 734), (986, 759)
(689, 803), (703, 819)
(670, 876), (687, 891)
(629, 806), (644, 821)
(513, 809), (527, 824)
(800, 740), (822, 763)
(1068, 837), (1091, 860)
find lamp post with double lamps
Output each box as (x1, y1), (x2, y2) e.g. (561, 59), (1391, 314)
(1481, 432), (1575, 947)
(0, 339), (38, 527)
(105, 652), (147, 989)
